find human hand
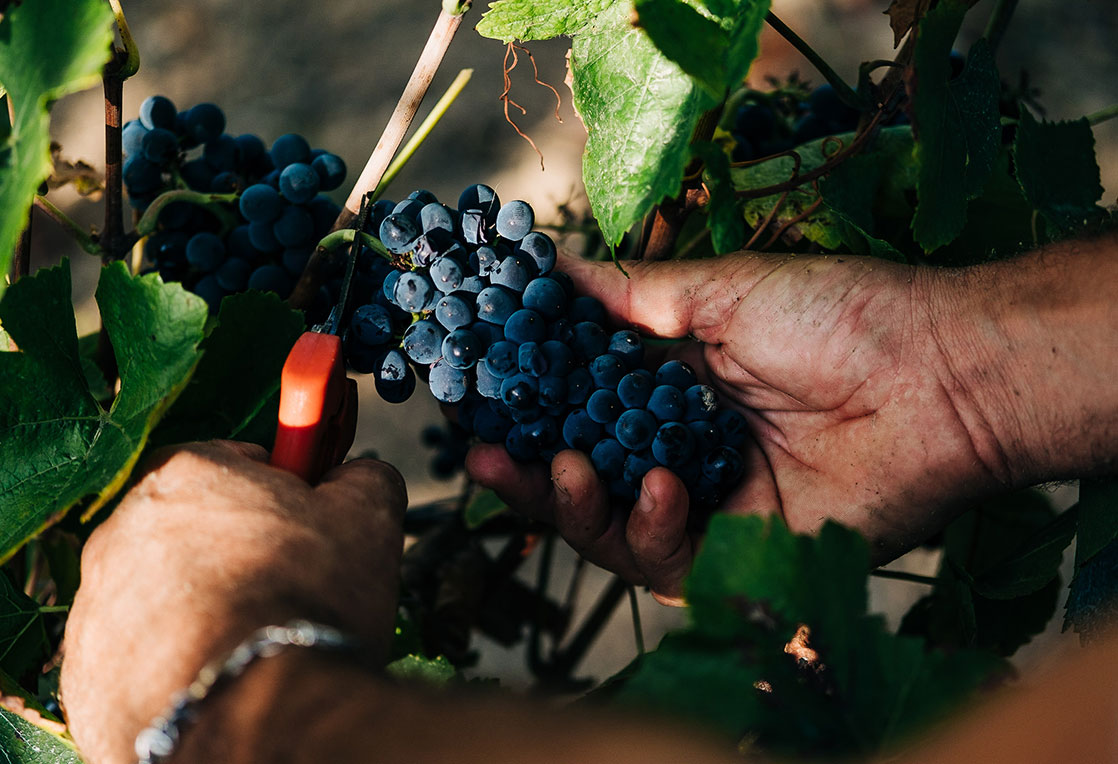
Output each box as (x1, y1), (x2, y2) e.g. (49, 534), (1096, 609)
(467, 253), (1010, 603)
(61, 440), (407, 764)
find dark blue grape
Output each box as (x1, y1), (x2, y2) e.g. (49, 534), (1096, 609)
(350, 304), (394, 345)
(122, 121), (148, 157)
(270, 133), (312, 169)
(475, 245), (500, 276)
(139, 95), (177, 130)
(589, 354), (625, 390)
(587, 389), (622, 424)
(569, 295), (607, 325)
(367, 199), (396, 235)
(623, 450), (658, 489)
(186, 232), (225, 272)
(517, 341), (547, 377)
(475, 359), (503, 399)
(278, 163), (320, 204)
(652, 422), (695, 468)
(184, 103), (225, 144)
(247, 264), (291, 296)
(376, 348), (411, 383)
(566, 367), (592, 405)
(516, 231), (556, 275)
(382, 269), (402, 302)
(123, 156), (162, 194)
(457, 184), (500, 222)
(591, 439), (626, 481)
(468, 320), (503, 349)
(179, 159), (215, 192)
(540, 340), (573, 376)
(460, 210), (491, 245)
(239, 184), (283, 223)
(615, 409), (657, 451)
(435, 294), (474, 331)
(442, 329), (480, 369)
(429, 360), (468, 403)
(714, 408), (748, 449)
(193, 275), (227, 313)
(607, 330), (643, 368)
(491, 254), (536, 292)
(687, 420), (720, 452)
(617, 370), (654, 409)
(408, 189), (439, 205)
(701, 446), (744, 486)
(500, 373), (538, 410)
(210, 171), (239, 193)
(273, 205), (314, 248)
(311, 153), (346, 191)
(459, 275), (485, 294)
(474, 401), (514, 442)
(684, 384), (718, 421)
(282, 247), (312, 277)
(419, 202), (456, 234)
(504, 309), (546, 344)
(234, 134), (270, 172)
(648, 385), (685, 422)
(656, 360), (698, 390)
(570, 321), (608, 362)
(522, 277), (566, 319)
(393, 271), (435, 312)
(562, 409), (601, 452)
(379, 213), (420, 255)
(402, 319), (446, 364)
(430, 256), (465, 293)
(141, 128), (179, 164)
(495, 200), (534, 241)
(484, 340), (518, 378)
(538, 375), (567, 408)
(376, 369), (416, 404)
(158, 201), (193, 230)
(505, 426), (538, 462)
(521, 416), (559, 450)
(203, 134), (237, 171)
(476, 286), (518, 325)
(248, 220), (281, 253)
(392, 198), (425, 220)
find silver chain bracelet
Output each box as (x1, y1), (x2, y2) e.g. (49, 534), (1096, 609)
(134, 619), (363, 764)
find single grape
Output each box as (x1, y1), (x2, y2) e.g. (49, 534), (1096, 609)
(239, 184), (283, 223)
(589, 354), (625, 390)
(434, 293), (474, 331)
(350, 304), (395, 346)
(429, 360), (468, 403)
(607, 330), (643, 368)
(566, 367), (592, 405)
(684, 384), (718, 421)
(615, 408), (657, 451)
(278, 162), (320, 204)
(495, 200), (534, 241)
(516, 231), (556, 275)
(311, 153), (346, 191)
(540, 340), (574, 377)
(648, 385), (685, 422)
(651, 422), (695, 468)
(282, 247), (312, 277)
(247, 264), (292, 297)
(623, 450), (659, 491)
(475, 245), (500, 276)
(203, 134), (237, 171)
(185, 232), (225, 273)
(504, 309), (546, 344)
(617, 370), (654, 409)
(591, 439), (627, 481)
(419, 202), (456, 234)
(402, 319), (446, 364)
(522, 277), (567, 319)
(500, 373), (539, 410)
(379, 213), (421, 255)
(701, 445), (745, 487)
(538, 375), (567, 408)
(122, 156), (162, 194)
(193, 275), (227, 313)
(491, 254), (536, 292)
(505, 426), (538, 462)
(393, 271), (435, 312)
(569, 295), (607, 325)
(248, 220), (281, 253)
(475, 359), (503, 399)
(570, 321), (608, 362)
(484, 340), (519, 378)
(517, 342), (547, 377)
(521, 416), (559, 451)
(587, 389), (622, 424)
(184, 103), (225, 144)
(687, 420), (720, 452)
(234, 134), (270, 173)
(140, 128), (179, 165)
(655, 360), (698, 390)
(430, 256), (465, 293)
(457, 184), (500, 222)
(393, 198), (425, 220)
(376, 370), (416, 404)
(714, 408), (748, 449)
(474, 401), (514, 443)
(139, 95), (177, 130)
(562, 409), (601, 452)
(476, 286), (519, 325)
(273, 205), (314, 248)
(442, 329), (481, 369)
(270, 133), (312, 169)
(122, 121), (148, 157)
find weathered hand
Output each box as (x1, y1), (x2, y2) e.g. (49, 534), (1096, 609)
(468, 253), (1007, 603)
(61, 440), (407, 764)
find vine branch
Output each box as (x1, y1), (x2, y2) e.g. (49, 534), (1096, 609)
(870, 569), (938, 586)
(765, 12), (860, 108)
(982, 0), (1019, 56)
(34, 196), (102, 254)
(1087, 103), (1118, 127)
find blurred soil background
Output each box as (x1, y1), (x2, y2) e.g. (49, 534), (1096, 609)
(26, 0), (1117, 688)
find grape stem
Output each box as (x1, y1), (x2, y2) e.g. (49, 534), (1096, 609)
(106, 0), (141, 79)
(764, 12), (861, 109)
(372, 68), (474, 201)
(869, 569), (938, 586)
(132, 189), (240, 238)
(1087, 103), (1118, 127)
(33, 196), (102, 255)
(315, 228), (392, 261)
(101, 73), (126, 264)
(982, 0), (1019, 56)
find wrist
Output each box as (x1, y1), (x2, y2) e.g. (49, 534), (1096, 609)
(917, 237), (1118, 485)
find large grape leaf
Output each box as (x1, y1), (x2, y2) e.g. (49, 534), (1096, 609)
(0, 262), (208, 562)
(910, 2), (1001, 253)
(0, 0), (115, 298)
(149, 291), (304, 450)
(1012, 110), (1105, 238)
(0, 707), (81, 764)
(0, 573), (46, 680)
(612, 516), (1001, 757)
(633, 0), (769, 102)
(475, 0), (613, 42)
(570, 0), (709, 247)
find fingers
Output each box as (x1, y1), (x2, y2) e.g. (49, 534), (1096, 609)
(558, 253), (782, 343)
(466, 443), (555, 523)
(626, 468), (695, 606)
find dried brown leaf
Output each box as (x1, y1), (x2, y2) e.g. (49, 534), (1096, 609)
(884, 0), (933, 48)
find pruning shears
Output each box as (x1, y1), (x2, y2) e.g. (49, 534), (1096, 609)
(270, 200), (370, 483)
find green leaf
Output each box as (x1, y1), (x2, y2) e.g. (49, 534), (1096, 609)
(1012, 109), (1104, 237)
(0, 707), (82, 763)
(571, 0), (709, 246)
(0, 572), (46, 679)
(0, 0), (115, 299)
(76, 333), (112, 402)
(386, 654), (456, 685)
(693, 141), (744, 253)
(1074, 479), (1118, 566)
(475, 0), (614, 42)
(972, 506), (1077, 599)
(0, 262), (208, 561)
(730, 136), (846, 251)
(149, 291), (304, 450)
(910, 7), (1001, 252)
(634, 0), (728, 100)
(1064, 534), (1118, 642)
(463, 489), (508, 529)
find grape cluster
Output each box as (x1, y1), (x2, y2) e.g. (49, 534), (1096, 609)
(345, 187), (748, 510)
(123, 95), (346, 313)
(421, 423), (471, 480)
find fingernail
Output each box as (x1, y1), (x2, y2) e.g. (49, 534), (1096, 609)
(635, 476), (656, 513)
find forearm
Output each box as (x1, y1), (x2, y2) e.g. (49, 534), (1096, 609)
(922, 234), (1118, 486)
(173, 650), (741, 764)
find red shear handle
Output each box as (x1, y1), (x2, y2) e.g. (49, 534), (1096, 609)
(271, 332), (357, 483)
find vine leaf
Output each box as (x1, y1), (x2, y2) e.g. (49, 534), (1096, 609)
(475, 0), (613, 42)
(0, 573), (47, 680)
(463, 489), (508, 529)
(910, 3), (1001, 253)
(0, 0), (115, 298)
(570, 0), (709, 246)
(0, 262), (208, 562)
(1012, 109), (1105, 238)
(1064, 479), (1118, 641)
(901, 490), (1063, 656)
(612, 516), (1001, 757)
(386, 654), (457, 685)
(884, 0), (932, 47)
(149, 291), (304, 450)
(0, 707), (82, 763)
(635, 0), (770, 102)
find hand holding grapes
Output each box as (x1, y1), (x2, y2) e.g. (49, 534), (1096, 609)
(468, 250), (1057, 603)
